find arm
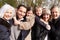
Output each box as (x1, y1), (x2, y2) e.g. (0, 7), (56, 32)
(19, 14), (35, 30)
(13, 14), (35, 30)
(35, 17), (51, 30)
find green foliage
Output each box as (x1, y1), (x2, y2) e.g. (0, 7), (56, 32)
(0, 0), (60, 8)
(0, 0), (17, 8)
(0, 0), (4, 8)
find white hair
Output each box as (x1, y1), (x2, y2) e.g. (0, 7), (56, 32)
(0, 3), (15, 18)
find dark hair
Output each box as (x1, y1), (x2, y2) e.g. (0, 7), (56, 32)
(17, 4), (27, 9)
(26, 7), (33, 12)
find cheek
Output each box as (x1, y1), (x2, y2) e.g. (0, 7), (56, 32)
(4, 13), (8, 17)
(57, 13), (60, 16)
(17, 11), (21, 14)
(9, 14), (12, 17)
(23, 13), (25, 16)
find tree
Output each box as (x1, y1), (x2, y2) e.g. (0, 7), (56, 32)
(0, 0), (17, 8)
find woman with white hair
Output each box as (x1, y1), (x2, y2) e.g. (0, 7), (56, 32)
(0, 4), (15, 40)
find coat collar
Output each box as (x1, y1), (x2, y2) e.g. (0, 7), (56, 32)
(40, 18), (48, 25)
(0, 18), (11, 29)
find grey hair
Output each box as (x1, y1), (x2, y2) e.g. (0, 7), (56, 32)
(0, 3), (15, 18)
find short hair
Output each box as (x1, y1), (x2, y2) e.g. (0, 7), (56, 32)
(17, 4), (27, 9)
(33, 5), (42, 14)
(35, 6), (42, 10)
(0, 4), (15, 18)
(26, 7), (33, 12)
(50, 5), (59, 10)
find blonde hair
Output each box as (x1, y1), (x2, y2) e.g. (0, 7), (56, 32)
(35, 6), (42, 10)
(0, 3), (15, 18)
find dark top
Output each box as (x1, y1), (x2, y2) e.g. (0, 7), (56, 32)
(0, 18), (11, 40)
(48, 16), (60, 40)
(31, 16), (49, 40)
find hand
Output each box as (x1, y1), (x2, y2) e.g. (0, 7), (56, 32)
(13, 17), (20, 25)
(46, 24), (51, 30)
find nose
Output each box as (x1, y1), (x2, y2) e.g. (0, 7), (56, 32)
(44, 15), (48, 18)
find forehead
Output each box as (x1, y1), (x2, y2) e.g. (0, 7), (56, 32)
(36, 7), (42, 11)
(43, 14), (50, 15)
(36, 7), (42, 9)
(18, 6), (26, 11)
(27, 10), (33, 13)
(51, 7), (59, 12)
(5, 8), (13, 12)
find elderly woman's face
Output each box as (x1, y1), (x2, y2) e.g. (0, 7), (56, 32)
(3, 9), (13, 20)
(43, 14), (50, 22)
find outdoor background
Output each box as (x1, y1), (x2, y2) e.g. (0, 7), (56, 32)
(0, 0), (60, 8)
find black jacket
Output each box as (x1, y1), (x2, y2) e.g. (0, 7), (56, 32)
(0, 18), (11, 40)
(48, 16), (60, 40)
(32, 16), (49, 40)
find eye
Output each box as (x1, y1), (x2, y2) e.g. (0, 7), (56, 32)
(5, 11), (9, 13)
(10, 12), (12, 14)
(19, 10), (22, 12)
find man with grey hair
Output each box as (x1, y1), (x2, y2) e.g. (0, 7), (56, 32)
(48, 5), (60, 40)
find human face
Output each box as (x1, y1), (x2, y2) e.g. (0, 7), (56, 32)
(51, 7), (60, 19)
(3, 9), (13, 20)
(16, 6), (26, 19)
(36, 7), (42, 16)
(43, 14), (50, 22)
(27, 10), (33, 16)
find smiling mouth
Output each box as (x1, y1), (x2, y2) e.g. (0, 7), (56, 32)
(18, 13), (23, 16)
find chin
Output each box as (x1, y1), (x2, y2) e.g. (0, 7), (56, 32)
(55, 17), (58, 19)
(6, 18), (11, 20)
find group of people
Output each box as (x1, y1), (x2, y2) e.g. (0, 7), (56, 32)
(0, 3), (60, 40)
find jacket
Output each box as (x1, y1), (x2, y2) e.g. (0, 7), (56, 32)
(48, 16), (60, 40)
(0, 18), (11, 40)
(32, 17), (50, 40)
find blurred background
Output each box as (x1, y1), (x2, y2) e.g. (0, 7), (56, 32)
(0, 0), (60, 8)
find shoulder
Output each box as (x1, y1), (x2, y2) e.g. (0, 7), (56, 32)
(0, 18), (11, 29)
(0, 25), (8, 32)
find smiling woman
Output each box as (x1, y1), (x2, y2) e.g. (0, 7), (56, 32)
(0, 4), (15, 40)
(0, 4), (15, 20)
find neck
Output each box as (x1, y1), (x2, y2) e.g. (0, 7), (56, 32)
(17, 18), (24, 21)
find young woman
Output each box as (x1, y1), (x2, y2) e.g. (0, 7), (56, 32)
(32, 8), (51, 40)
(0, 4), (15, 40)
